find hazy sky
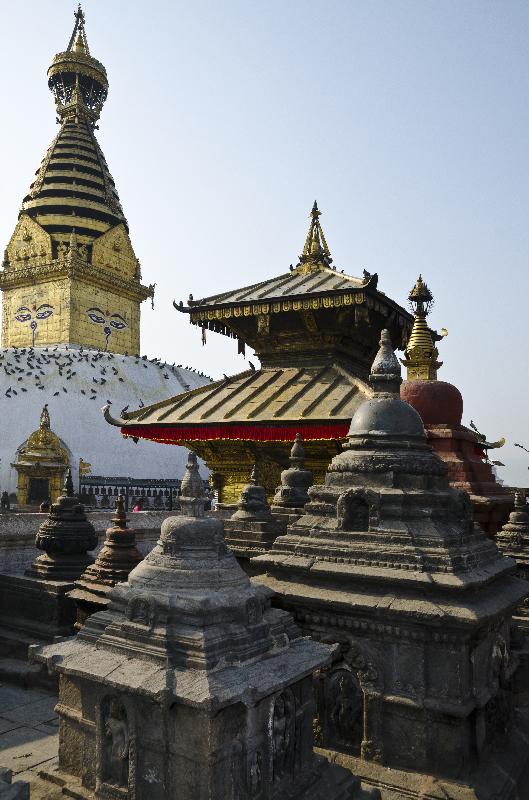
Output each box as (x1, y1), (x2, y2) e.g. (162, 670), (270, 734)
(1, 1), (527, 485)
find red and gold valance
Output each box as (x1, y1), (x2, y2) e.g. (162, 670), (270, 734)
(121, 421), (350, 445)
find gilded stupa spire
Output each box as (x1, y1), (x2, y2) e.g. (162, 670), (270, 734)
(0, 6), (155, 354)
(400, 275), (443, 381)
(47, 4), (108, 127)
(297, 201), (333, 272)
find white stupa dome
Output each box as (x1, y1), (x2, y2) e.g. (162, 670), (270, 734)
(0, 344), (210, 500)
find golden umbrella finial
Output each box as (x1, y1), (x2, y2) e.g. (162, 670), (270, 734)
(400, 275), (443, 381)
(298, 201), (333, 271)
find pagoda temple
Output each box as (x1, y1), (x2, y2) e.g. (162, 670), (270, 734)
(400, 276), (512, 536)
(109, 203), (412, 503)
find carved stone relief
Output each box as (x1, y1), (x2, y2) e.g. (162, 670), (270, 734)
(271, 689), (295, 783)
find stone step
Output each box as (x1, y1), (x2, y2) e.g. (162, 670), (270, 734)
(0, 656), (57, 692)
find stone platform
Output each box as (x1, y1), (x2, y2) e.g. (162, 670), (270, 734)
(0, 681), (59, 800)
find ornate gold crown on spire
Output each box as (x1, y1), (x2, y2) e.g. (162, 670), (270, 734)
(296, 201), (334, 273)
(400, 275), (444, 381)
(47, 4), (108, 127)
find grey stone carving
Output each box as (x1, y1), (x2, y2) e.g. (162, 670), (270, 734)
(253, 329), (529, 798)
(34, 455), (372, 799)
(271, 433), (313, 524)
(224, 465), (285, 575)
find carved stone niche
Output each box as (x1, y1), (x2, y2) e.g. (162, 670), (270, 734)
(96, 694), (135, 800)
(314, 665), (364, 756)
(337, 488), (378, 532)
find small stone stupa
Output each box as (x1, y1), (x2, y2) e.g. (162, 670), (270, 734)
(254, 330), (529, 799)
(33, 455), (369, 800)
(69, 496), (143, 627)
(224, 465), (285, 575)
(0, 470), (97, 647)
(496, 494), (529, 699)
(27, 469), (97, 581)
(271, 433), (313, 524)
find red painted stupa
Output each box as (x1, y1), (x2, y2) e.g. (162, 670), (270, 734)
(400, 276), (512, 537)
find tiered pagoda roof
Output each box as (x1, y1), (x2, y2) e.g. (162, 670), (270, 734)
(110, 203), (410, 445)
(110, 362), (372, 443)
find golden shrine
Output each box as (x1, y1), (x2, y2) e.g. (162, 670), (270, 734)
(109, 203), (413, 503)
(13, 405), (69, 506)
(0, 7), (153, 355)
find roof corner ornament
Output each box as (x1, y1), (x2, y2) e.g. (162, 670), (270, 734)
(297, 201), (334, 273)
(400, 275), (443, 382)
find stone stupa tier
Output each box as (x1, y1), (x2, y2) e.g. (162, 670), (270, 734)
(0, 7), (210, 503)
(109, 202), (413, 503)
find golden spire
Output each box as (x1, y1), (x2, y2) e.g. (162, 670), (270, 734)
(47, 5), (108, 127)
(297, 201), (333, 272)
(40, 403), (51, 431)
(400, 275), (443, 381)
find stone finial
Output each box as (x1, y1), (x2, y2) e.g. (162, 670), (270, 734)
(272, 434), (313, 512)
(28, 471), (97, 581)
(71, 495), (143, 612)
(290, 433), (306, 467)
(112, 494), (127, 529)
(231, 465), (274, 523)
(63, 468), (74, 498)
(179, 451), (205, 518)
(369, 329), (402, 394)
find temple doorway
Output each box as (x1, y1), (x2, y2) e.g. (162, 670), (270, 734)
(28, 478), (50, 505)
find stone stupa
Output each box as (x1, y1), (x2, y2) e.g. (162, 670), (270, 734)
(68, 495), (143, 627)
(224, 465), (285, 575)
(254, 329), (529, 799)
(33, 453), (371, 800)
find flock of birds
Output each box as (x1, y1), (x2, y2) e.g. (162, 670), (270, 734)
(0, 345), (212, 411)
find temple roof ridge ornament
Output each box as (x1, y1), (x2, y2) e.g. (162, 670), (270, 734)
(296, 201), (334, 273)
(400, 275), (444, 381)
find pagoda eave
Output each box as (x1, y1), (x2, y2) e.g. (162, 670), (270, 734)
(120, 420), (351, 445)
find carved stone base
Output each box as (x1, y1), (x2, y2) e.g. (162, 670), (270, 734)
(224, 517), (286, 576)
(0, 572), (77, 642)
(67, 583), (111, 629)
(317, 707), (529, 799)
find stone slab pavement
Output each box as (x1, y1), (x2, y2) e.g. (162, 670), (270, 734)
(0, 682), (60, 800)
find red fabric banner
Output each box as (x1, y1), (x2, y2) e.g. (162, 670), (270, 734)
(121, 421), (350, 444)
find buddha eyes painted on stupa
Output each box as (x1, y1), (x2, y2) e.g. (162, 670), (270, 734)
(14, 303), (54, 345)
(86, 307), (127, 350)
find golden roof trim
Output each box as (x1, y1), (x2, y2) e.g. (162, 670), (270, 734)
(0, 258), (153, 301)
